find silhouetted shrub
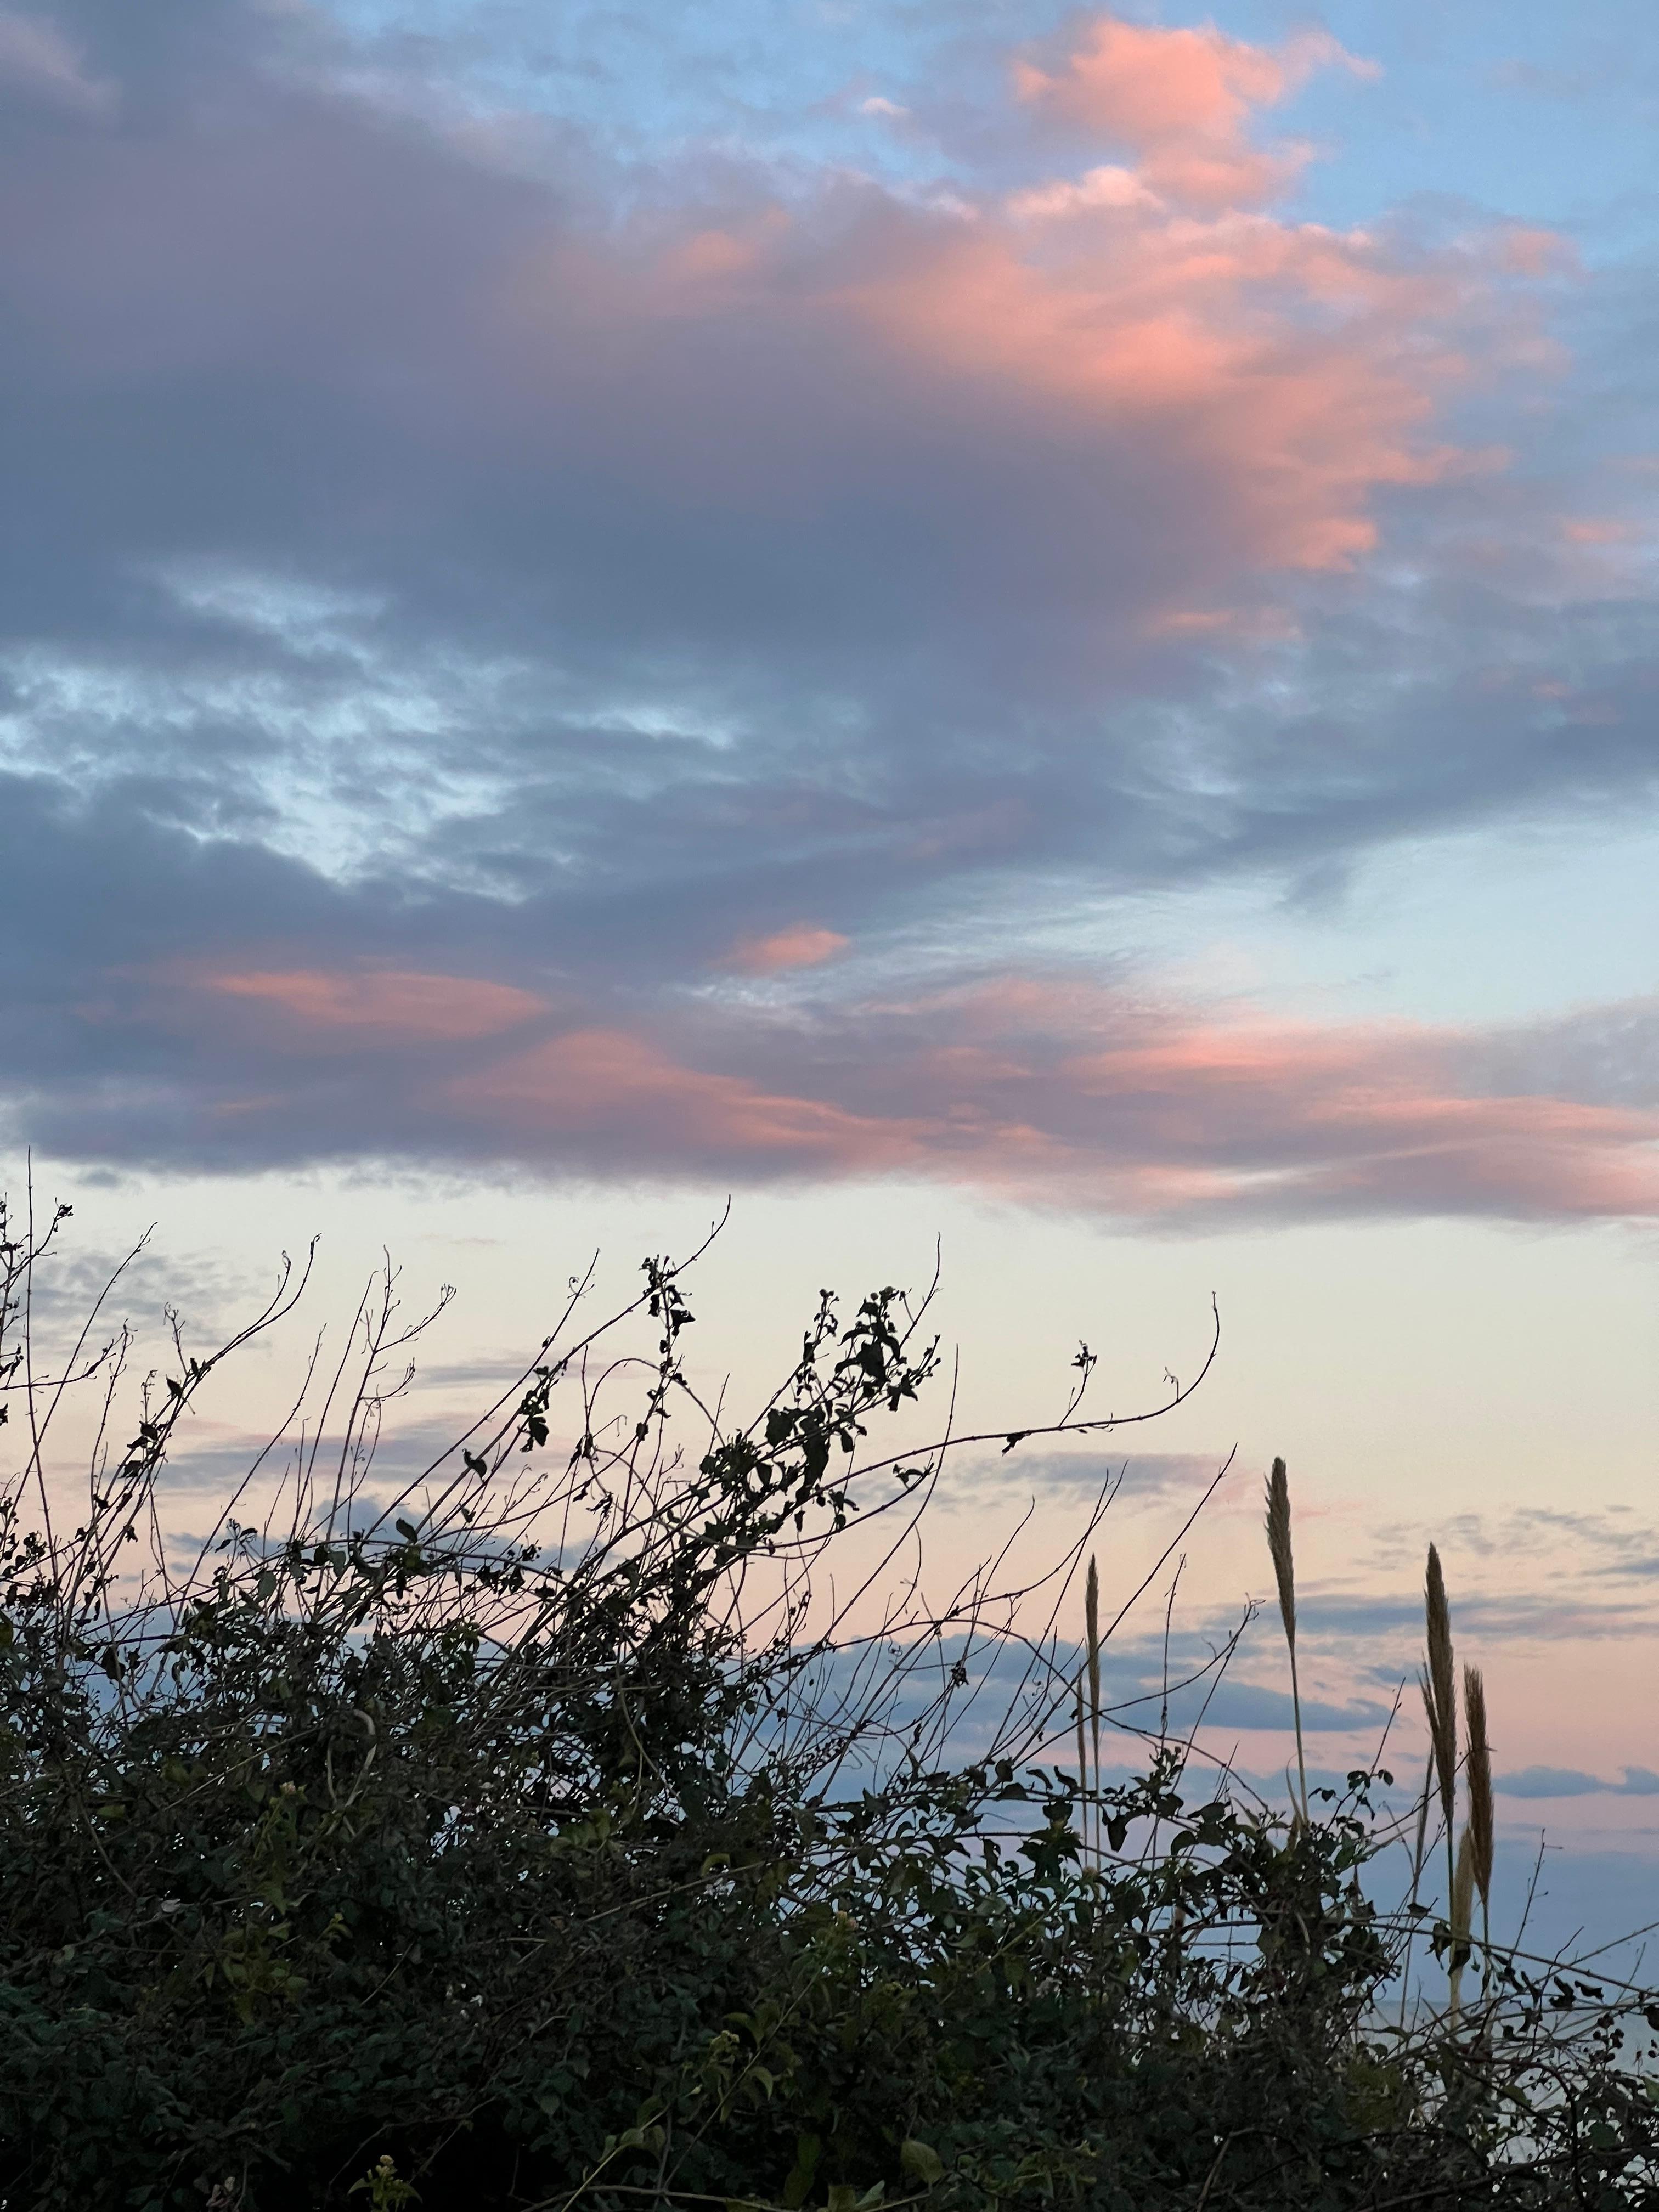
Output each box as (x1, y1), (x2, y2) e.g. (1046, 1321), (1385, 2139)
(0, 1193), (1653, 2209)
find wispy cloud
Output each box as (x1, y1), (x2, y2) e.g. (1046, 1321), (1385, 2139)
(29, 939), (1657, 1223)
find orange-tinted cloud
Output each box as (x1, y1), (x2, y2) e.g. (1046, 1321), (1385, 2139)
(1015, 14), (1370, 210)
(2, 0), (1554, 735)
(449, 1027), (920, 1169)
(84, 957), (1659, 1222)
(465, 12), (1544, 623)
(832, 203), (1466, 575)
(1562, 517), (1638, 545)
(1032, 1005), (1659, 1219)
(425, 978), (1659, 1224)
(205, 967), (546, 1042)
(720, 924), (850, 974)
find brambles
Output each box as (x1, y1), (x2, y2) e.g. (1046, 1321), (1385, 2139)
(0, 1190), (1654, 2210)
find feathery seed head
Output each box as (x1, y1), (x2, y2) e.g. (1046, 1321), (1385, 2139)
(1265, 1457), (1296, 1651)
(1452, 1824), (1476, 1960)
(1424, 1544), (1457, 1831)
(1464, 1664), (1494, 1909)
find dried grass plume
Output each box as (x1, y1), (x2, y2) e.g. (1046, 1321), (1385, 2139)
(1423, 1543), (1457, 1840)
(1266, 1457), (1295, 1649)
(1265, 1457), (1308, 1825)
(1465, 1662), (1494, 1947)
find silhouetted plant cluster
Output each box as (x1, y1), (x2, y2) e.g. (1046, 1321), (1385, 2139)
(0, 1189), (1654, 2210)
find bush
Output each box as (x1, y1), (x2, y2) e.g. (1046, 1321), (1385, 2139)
(0, 1194), (1654, 2209)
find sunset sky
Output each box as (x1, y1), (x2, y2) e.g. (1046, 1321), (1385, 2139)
(3, 1), (1657, 1928)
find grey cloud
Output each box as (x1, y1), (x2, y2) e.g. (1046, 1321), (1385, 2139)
(3, 788), (1655, 1223)
(1498, 1765), (1659, 1798)
(1464, 1002), (1659, 1113)
(1, 5), (1656, 1205)
(1149, 1680), (1396, 1735)
(155, 1408), (493, 1497)
(18, 1230), (260, 1343)
(0, 6), (1643, 866)
(1499, 1767), (1608, 1798)
(1298, 1585), (1659, 1646)
(938, 1448), (1228, 1512)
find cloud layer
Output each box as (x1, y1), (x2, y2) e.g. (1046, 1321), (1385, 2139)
(0, 4), (1654, 1214)
(12, 805), (1655, 1221)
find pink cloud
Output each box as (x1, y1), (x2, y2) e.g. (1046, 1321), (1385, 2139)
(422, 979), (1659, 1224)
(1561, 517), (1638, 545)
(204, 968), (546, 1043)
(1014, 14), (1372, 211)
(127, 958), (1659, 1222)
(1, 1), (1550, 663)
(443, 17), (1549, 623)
(1499, 227), (1576, 278)
(720, 924), (850, 974)
(448, 1028), (921, 1169)
(1031, 1008), (1659, 1218)
(831, 205), (1470, 574)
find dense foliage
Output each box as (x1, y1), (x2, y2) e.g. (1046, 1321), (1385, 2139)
(0, 1197), (1654, 2210)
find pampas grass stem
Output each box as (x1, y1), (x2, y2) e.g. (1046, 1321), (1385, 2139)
(1086, 1553), (1102, 1867)
(1450, 1825), (1475, 2028)
(1074, 1671), (1089, 1869)
(1398, 1740), (1435, 2029)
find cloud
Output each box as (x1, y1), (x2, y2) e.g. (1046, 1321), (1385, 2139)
(155, 1406), (494, 1500)
(1006, 163), (1157, 221)
(9, 823), (1655, 1220)
(1045, 1616), (1395, 1740)
(447, 1026), (916, 1174)
(827, 176), (1477, 578)
(1498, 1765), (1659, 1799)
(1187, 1680), (1394, 1734)
(719, 926), (849, 975)
(940, 1447), (1227, 1511)
(0, 5), (1651, 1216)
(1295, 1579), (1659, 1651)
(198, 967), (548, 1043)
(1014, 12), (1373, 210)
(1367, 1502), (1659, 1577)
(20, 1229), (265, 1347)
(0, 7), (115, 115)
(0, 1), (1558, 804)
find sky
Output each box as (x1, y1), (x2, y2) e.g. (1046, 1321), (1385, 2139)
(2, 0), (1657, 1933)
